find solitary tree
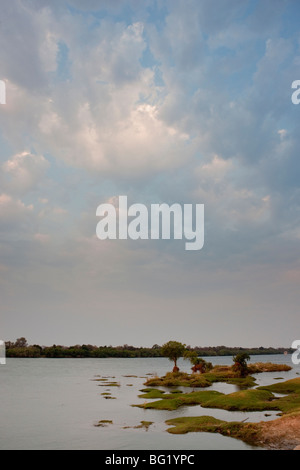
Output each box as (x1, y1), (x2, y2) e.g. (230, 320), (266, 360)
(232, 352), (250, 377)
(161, 341), (186, 372)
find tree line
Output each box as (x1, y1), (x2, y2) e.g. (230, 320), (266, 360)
(4, 337), (293, 359)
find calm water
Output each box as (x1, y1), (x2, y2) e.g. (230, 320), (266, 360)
(0, 355), (298, 450)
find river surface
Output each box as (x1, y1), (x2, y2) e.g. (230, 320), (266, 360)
(0, 354), (298, 450)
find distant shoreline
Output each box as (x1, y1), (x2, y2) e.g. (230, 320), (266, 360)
(4, 340), (293, 359)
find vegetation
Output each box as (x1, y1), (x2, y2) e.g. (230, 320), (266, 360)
(138, 388), (183, 399)
(134, 390), (222, 411)
(163, 379), (300, 450)
(184, 350), (213, 373)
(191, 345), (293, 357)
(4, 338), (294, 358)
(136, 371), (300, 450)
(6, 340), (164, 358)
(122, 421), (153, 431)
(134, 386), (287, 412)
(164, 413), (300, 450)
(144, 371), (213, 388)
(247, 363), (291, 374)
(160, 341), (186, 372)
(95, 420), (113, 427)
(232, 352), (251, 377)
(165, 416), (263, 442)
(135, 363), (294, 414)
(134, 379), (300, 424)
(143, 361), (290, 389)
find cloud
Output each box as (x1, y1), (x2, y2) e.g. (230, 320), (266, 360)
(0, 0), (299, 347)
(33, 20), (193, 177)
(0, 2), (59, 91)
(0, 193), (35, 234)
(2, 151), (50, 195)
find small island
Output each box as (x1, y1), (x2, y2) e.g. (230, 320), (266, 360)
(164, 378), (300, 450)
(134, 341), (299, 450)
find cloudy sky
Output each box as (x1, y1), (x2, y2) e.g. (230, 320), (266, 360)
(0, 0), (300, 348)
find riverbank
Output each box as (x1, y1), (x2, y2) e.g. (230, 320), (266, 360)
(165, 411), (300, 450)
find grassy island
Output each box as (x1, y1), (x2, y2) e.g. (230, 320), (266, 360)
(134, 363), (300, 450)
(134, 363), (292, 412)
(143, 363), (291, 390)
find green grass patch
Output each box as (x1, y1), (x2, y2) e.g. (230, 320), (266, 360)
(144, 363), (291, 391)
(95, 420), (113, 427)
(134, 385), (298, 413)
(165, 416), (261, 444)
(137, 374), (300, 417)
(257, 379), (300, 414)
(204, 372), (256, 388)
(203, 389), (279, 412)
(138, 388), (167, 399)
(144, 369), (256, 389)
(134, 390), (223, 411)
(144, 372), (212, 388)
(161, 380), (300, 450)
(258, 378), (300, 395)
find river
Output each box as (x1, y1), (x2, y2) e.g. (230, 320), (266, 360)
(0, 354), (298, 450)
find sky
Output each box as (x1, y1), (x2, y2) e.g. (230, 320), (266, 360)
(0, 0), (300, 348)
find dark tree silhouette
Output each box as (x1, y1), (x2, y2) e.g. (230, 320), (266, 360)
(232, 352), (250, 377)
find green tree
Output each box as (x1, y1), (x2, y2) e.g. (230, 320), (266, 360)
(232, 352), (250, 377)
(161, 341), (186, 372)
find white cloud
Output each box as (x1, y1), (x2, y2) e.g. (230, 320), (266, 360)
(33, 19), (193, 177)
(2, 151), (49, 195)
